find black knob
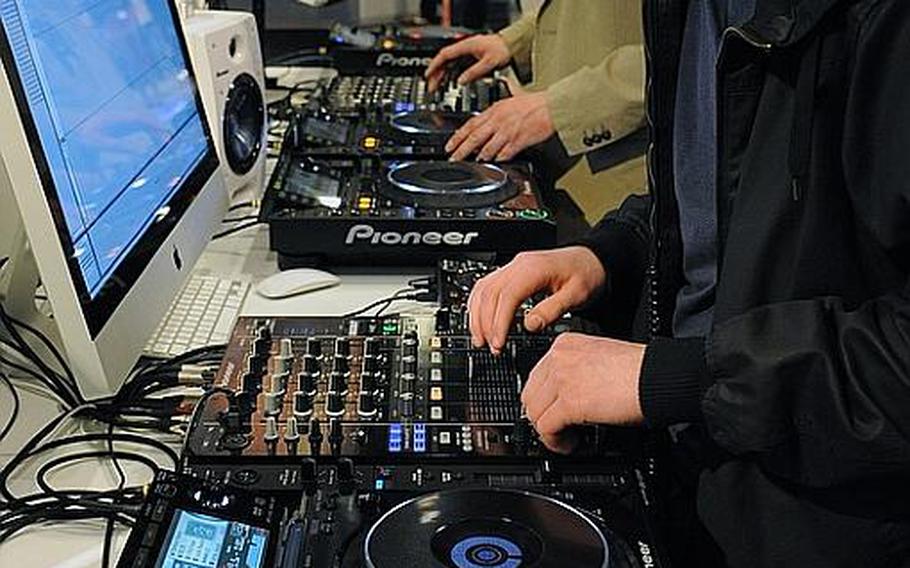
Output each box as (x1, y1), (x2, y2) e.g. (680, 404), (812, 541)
(329, 372), (348, 395)
(308, 419), (323, 456)
(305, 338), (322, 359)
(303, 354), (320, 375)
(326, 392), (345, 416)
(234, 391), (256, 421)
(253, 337), (271, 359)
(512, 417), (532, 455)
(358, 392), (377, 417)
(298, 370), (318, 396)
(294, 391), (313, 417)
(241, 371), (262, 394)
(362, 355), (380, 375)
(301, 458), (317, 482)
(246, 355), (266, 378)
(329, 418), (344, 455)
(360, 372), (377, 395)
(335, 337), (350, 358)
(363, 337), (380, 357)
(337, 458), (355, 495)
(333, 355), (350, 376)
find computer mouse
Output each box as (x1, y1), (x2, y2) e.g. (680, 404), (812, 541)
(255, 269), (341, 299)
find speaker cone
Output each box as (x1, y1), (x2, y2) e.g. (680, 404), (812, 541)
(223, 72), (264, 175)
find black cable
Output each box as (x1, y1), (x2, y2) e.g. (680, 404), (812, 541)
(0, 305), (81, 407)
(211, 221), (263, 241)
(0, 305), (81, 399)
(0, 372), (19, 444)
(103, 421), (126, 568)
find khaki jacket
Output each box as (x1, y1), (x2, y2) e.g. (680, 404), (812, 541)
(499, 0), (646, 221)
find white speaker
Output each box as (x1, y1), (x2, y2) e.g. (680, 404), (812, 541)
(183, 10), (267, 200)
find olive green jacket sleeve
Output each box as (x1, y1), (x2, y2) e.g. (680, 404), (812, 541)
(546, 43), (646, 156)
(498, 10), (538, 78)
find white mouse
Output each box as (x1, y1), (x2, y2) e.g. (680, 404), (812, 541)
(255, 269), (341, 299)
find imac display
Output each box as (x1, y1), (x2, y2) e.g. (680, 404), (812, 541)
(0, 0), (227, 397)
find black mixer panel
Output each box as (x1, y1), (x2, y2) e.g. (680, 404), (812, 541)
(184, 313), (618, 463)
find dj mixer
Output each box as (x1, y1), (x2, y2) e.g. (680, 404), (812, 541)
(127, 261), (669, 568)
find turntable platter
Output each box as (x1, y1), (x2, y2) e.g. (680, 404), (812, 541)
(390, 110), (472, 135)
(364, 488), (610, 568)
(383, 161), (518, 208)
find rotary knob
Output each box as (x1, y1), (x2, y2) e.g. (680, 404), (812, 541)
(294, 391), (313, 418)
(298, 369), (318, 397)
(363, 337), (380, 357)
(357, 392), (377, 417)
(329, 371), (349, 395)
(359, 372), (377, 395)
(305, 338), (322, 359)
(333, 355), (350, 376)
(326, 392), (345, 416)
(335, 337), (351, 359)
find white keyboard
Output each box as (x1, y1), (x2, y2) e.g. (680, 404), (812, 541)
(145, 274), (250, 357)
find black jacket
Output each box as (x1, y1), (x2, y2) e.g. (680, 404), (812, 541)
(579, 0), (910, 565)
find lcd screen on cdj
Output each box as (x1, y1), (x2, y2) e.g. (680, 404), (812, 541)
(0, 0), (209, 298)
(155, 510), (269, 568)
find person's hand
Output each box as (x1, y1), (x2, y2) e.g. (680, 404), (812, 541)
(467, 247), (607, 354)
(446, 92), (554, 162)
(522, 333), (646, 453)
(424, 34), (511, 93)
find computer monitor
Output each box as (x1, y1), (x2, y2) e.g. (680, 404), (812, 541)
(0, 0), (228, 398)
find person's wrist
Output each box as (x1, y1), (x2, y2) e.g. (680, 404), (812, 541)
(566, 245), (607, 293)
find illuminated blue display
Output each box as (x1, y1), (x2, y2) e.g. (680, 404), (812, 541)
(388, 423), (403, 453)
(451, 535), (523, 568)
(413, 423), (426, 453)
(0, 0), (208, 297)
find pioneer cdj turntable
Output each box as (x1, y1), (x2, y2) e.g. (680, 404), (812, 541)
(125, 463), (666, 567)
(262, 154), (555, 267)
(290, 73), (505, 159)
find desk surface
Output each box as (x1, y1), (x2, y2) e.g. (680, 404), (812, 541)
(0, 222), (430, 566)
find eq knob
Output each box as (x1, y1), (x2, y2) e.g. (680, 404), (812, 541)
(246, 355), (266, 378)
(329, 418), (344, 455)
(359, 372), (377, 395)
(294, 391), (313, 418)
(362, 355), (380, 375)
(276, 338), (294, 374)
(335, 337), (351, 359)
(284, 416), (300, 455)
(264, 392), (283, 417)
(308, 419), (323, 456)
(241, 371), (262, 395)
(264, 416), (279, 443)
(357, 392), (377, 417)
(298, 369), (318, 397)
(329, 372), (348, 395)
(333, 355), (350, 376)
(326, 392), (345, 416)
(305, 338), (322, 359)
(363, 337), (380, 357)
(271, 372), (289, 396)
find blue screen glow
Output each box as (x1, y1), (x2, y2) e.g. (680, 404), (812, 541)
(0, 0), (208, 297)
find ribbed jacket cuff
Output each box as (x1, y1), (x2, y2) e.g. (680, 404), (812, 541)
(640, 337), (713, 427)
(575, 220), (648, 304)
